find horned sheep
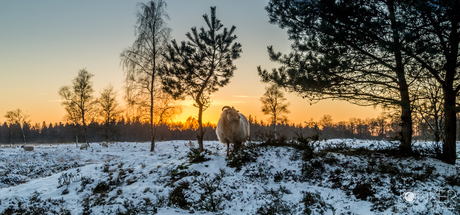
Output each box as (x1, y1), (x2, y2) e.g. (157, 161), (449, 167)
(21, 145), (34, 151)
(80, 143), (89, 150)
(216, 106), (250, 156)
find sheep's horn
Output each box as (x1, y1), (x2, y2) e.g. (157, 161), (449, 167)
(222, 106), (232, 111)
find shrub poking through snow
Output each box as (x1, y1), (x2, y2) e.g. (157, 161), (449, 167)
(93, 181), (110, 195)
(191, 173), (225, 212)
(115, 198), (158, 215)
(58, 172), (81, 188)
(186, 148), (211, 163)
(353, 182), (375, 201)
(301, 191), (331, 215)
(255, 130), (289, 147)
(256, 186), (295, 215)
(2, 191), (70, 215)
(446, 174), (460, 186)
(169, 180), (191, 210)
(226, 143), (260, 171)
(78, 176), (95, 193)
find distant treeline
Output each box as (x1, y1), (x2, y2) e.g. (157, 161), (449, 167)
(0, 113), (456, 144)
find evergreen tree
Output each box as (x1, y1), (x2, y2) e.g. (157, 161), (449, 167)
(405, 0), (460, 164)
(258, 0), (419, 154)
(161, 7), (242, 152)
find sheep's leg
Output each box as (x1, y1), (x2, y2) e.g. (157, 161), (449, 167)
(234, 142), (241, 153)
(226, 142), (229, 156)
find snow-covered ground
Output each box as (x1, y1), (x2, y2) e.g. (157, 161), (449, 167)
(0, 140), (459, 214)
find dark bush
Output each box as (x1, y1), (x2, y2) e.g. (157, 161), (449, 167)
(193, 173), (225, 212)
(168, 181), (191, 210)
(226, 144), (260, 171)
(93, 181), (110, 194)
(302, 191), (329, 215)
(353, 182), (375, 200)
(446, 174), (460, 186)
(187, 148), (211, 163)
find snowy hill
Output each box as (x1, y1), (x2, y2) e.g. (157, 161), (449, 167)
(0, 140), (459, 214)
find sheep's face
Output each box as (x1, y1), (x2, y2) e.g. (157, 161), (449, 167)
(226, 108), (240, 122)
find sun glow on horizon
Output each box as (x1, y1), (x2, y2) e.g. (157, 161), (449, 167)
(0, 0), (381, 128)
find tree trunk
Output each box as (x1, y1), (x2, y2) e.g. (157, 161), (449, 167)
(10, 130), (13, 145)
(150, 85), (155, 152)
(83, 124), (89, 145)
(388, 0), (412, 155)
(82, 117), (89, 145)
(274, 112), (277, 139)
(20, 125), (26, 144)
(442, 84), (457, 164)
(197, 104), (204, 152)
(399, 99), (412, 154)
(441, 6), (459, 164)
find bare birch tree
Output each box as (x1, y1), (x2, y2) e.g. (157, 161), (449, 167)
(260, 84), (290, 137)
(4, 109), (30, 144)
(120, 0), (171, 152)
(58, 69), (96, 145)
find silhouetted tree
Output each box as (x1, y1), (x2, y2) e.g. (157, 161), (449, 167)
(123, 82), (146, 123)
(319, 115), (333, 129)
(98, 84), (121, 142)
(405, 1), (460, 164)
(0, 122), (7, 144)
(260, 84), (290, 137)
(120, 0), (171, 152)
(161, 7), (242, 152)
(59, 69), (96, 145)
(258, 0), (423, 155)
(4, 109), (30, 144)
(413, 77), (443, 143)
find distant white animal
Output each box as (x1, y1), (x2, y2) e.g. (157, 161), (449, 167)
(101, 142), (109, 147)
(80, 143), (88, 150)
(188, 141), (195, 148)
(21, 145), (34, 151)
(216, 106), (250, 156)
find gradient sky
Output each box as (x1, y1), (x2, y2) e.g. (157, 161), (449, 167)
(0, 0), (381, 126)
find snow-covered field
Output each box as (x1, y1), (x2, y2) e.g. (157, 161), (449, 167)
(0, 140), (459, 214)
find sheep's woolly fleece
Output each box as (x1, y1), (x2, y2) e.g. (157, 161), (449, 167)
(0, 140), (459, 214)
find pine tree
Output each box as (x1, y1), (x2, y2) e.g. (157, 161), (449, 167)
(258, 0), (417, 154)
(161, 7), (242, 152)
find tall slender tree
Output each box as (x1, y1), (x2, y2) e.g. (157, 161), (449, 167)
(161, 7), (242, 152)
(403, 0), (460, 164)
(4, 109), (30, 144)
(258, 0), (421, 154)
(98, 84), (121, 142)
(260, 84), (290, 137)
(59, 69), (96, 145)
(120, 0), (171, 152)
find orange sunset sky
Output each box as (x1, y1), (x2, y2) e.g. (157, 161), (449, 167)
(0, 0), (380, 126)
